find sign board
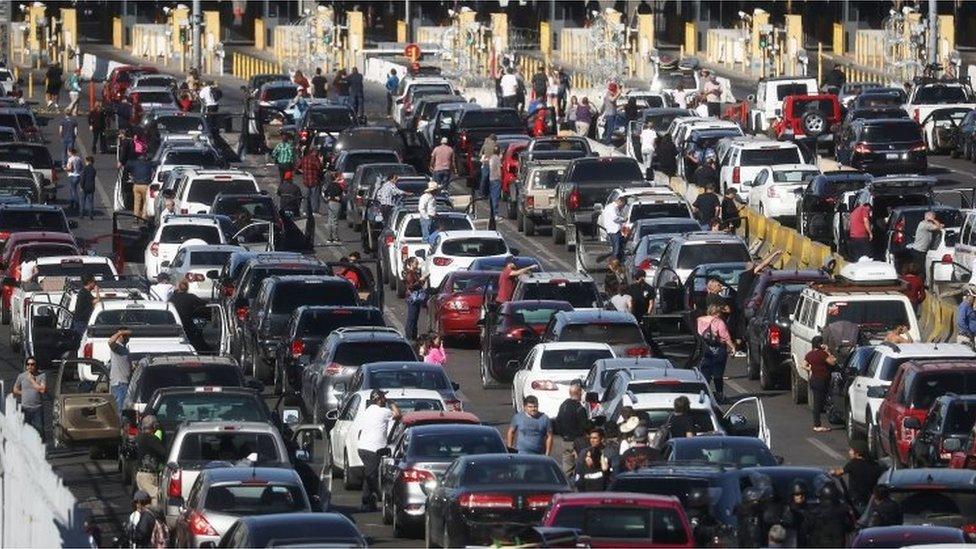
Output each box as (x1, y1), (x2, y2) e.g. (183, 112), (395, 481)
(404, 43), (421, 63)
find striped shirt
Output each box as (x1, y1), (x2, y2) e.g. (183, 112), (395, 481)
(271, 142), (295, 166)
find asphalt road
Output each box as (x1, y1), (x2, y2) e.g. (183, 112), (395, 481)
(14, 48), (976, 545)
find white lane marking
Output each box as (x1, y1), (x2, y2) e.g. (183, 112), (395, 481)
(806, 436), (845, 461)
(724, 378), (748, 395)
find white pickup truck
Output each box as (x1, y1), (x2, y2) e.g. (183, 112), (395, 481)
(907, 81), (976, 152)
(748, 76), (818, 133)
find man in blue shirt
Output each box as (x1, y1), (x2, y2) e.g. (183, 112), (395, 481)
(385, 69), (399, 115)
(957, 290), (976, 346)
(507, 395), (553, 455)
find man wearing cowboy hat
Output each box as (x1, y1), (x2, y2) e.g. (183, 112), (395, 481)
(618, 414), (641, 454)
(418, 180), (440, 240)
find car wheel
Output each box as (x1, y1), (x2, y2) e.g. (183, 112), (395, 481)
(382, 491), (392, 525)
(867, 418), (880, 459)
(847, 405), (866, 441)
(392, 499), (406, 537)
(951, 144), (962, 159)
(425, 514), (437, 548)
(791, 369), (808, 404)
(388, 263), (398, 291)
(968, 141), (975, 162)
(524, 215), (536, 237)
(759, 355), (775, 390)
(507, 197), (518, 220)
(443, 522), (454, 549)
(516, 205), (524, 231)
(343, 452), (359, 490)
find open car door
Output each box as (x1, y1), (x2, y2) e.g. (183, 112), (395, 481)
(25, 302), (79, 369)
(933, 187), (976, 210)
(723, 396), (771, 449)
(328, 260), (384, 310)
(113, 170), (129, 212)
(112, 211), (151, 273)
(193, 302), (229, 355)
(232, 221), (273, 252)
(290, 424), (332, 511)
(52, 358), (120, 450)
(643, 313), (700, 370)
(271, 212), (315, 254)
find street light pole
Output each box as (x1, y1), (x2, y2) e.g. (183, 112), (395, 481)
(928, 0), (937, 65)
(191, 0), (201, 70)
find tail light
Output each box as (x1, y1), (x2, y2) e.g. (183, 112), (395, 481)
(639, 259), (652, 271)
(324, 362), (342, 376)
(384, 235), (394, 246)
(567, 188), (580, 210)
(768, 325), (781, 348)
(432, 257), (453, 266)
(910, 142), (927, 152)
(962, 523), (976, 538)
(531, 380), (558, 391)
(83, 342), (93, 359)
(299, 130), (309, 141)
(401, 468), (434, 483)
(625, 346), (651, 357)
(235, 306), (248, 321)
(126, 424), (139, 437)
(506, 327), (532, 339)
(459, 493), (514, 509)
(188, 511), (218, 536)
(0, 231), (10, 242)
(168, 469), (182, 498)
(525, 494), (553, 509)
(526, 196), (535, 208)
(853, 142), (872, 155)
(732, 166), (740, 184)
(445, 399), (463, 411)
(150, 242), (159, 256)
(290, 339), (305, 357)
(400, 245), (409, 260)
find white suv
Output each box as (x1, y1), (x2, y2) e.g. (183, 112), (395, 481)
(718, 139), (805, 199)
(421, 230), (511, 290)
(512, 342), (616, 418)
(745, 163), (821, 222)
(388, 212), (473, 290)
(144, 215), (228, 278)
(172, 169), (259, 216)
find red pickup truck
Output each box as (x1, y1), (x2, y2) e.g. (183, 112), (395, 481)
(541, 492), (694, 548)
(878, 359), (976, 467)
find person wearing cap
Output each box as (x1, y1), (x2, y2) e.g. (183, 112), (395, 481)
(135, 414), (166, 505)
(109, 328), (134, 418)
(620, 425), (661, 472)
(429, 137), (455, 191)
(351, 389), (401, 512)
(848, 201), (873, 261)
(553, 380), (591, 476)
(418, 180), (440, 240)
(574, 427), (615, 491)
(149, 272), (174, 302)
(780, 480), (811, 546)
(957, 290), (976, 346)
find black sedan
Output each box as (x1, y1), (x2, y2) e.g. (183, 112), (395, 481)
(850, 525), (968, 548)
(480, 299), (573, 387)
(217, 513), (366, 548)
(424, 453), (572, 547)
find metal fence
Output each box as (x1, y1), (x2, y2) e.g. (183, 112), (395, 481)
(0, 394), (86, 547)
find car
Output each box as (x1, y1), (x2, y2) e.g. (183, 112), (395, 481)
(327, 149), (401, 206)
(951, 108), (976, 160)
(626, 107), (696, 169)
(348, 361), (463, 411)
(209, 193), (282, 241)
(300, 326), (417, 424)
(512, 342), (616, 417)
(771, 93), (842, 148)
(796, 170), (873, 242)
(393, 76), (455, 126)
(589, 367), (719, 434)
(907, 81), (976, 151)
(833, 176), (936, 260)
(0, 204), (74, 251)
(541, 492), (694, 548)
(884, 204), (961, 278)
(748, 76), (819, 132)
(510, 271), (603, 310)
(144, 215), (228, 279)
(349, 162), (417, 233)
(420, 230), (512, 290)
(172, 169), (259, 216)
(152, 144), (226, 170)
(380, 423), (508, 537)
(850, 525), (969, 548)
(865, 468), (976, 529)
(661, 435), (779, 467)
(159, 421), (291, 527)
(422, 101), (481, 150)
(423, 453), (573, 547)
(102, 65), (158, 104)
(907, 394), (976, 468)
(327, 388), (447, 489)
(388, 211), (474, 292)
(542, 309), (650, 358)
(582, 357), (676, 405)
(515, 160), (569, 236)
(624, 217), (702, 255)
(835, 118), (927, 175)
(126, 86), (179, 121)
(215, 513), (366, 548)
(295, 103), (357, 153)
(744, 283), (806, 389)
(467, 255), (539, 272)
(717, 139), (805, 200)
(745, 163), (821, 223)
(410, 94), (467, 134)
(0, 144), (57, 201)
(627, 234), (675, 281)
(740, 269), (832, 321)
(173, 466), (311, 548)
(0, 232), (80, 321)
(0, 108), (42, 142)
(332, 126), (406, 165)
(121, 356), (248, 416)
(163, 244), (241, 300)
(677, 126), (747, 181)
(76, 300), (194, 373)
(481, 299), (574, 388)
(832, 106), (910, 151)
(653, 232), (751, 286)
(428, 270), (498, 340)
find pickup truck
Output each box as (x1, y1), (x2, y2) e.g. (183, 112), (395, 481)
(451, 108), (527, 184)
(552, 156), (649, 250)
(907, 81), (976, 152)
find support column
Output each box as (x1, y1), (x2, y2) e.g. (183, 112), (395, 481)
(540, 21), (551, 64)
(59, 8), (77, 70)
(347, 11), (363, 70)
(784, 14), (802, 76)
(397, 20), (406, 43)
(637, 14), (654, 79)
(685, 22), (697, 56)
(938, 15), (955, 65)
(255, 18), (265, 50)
(750, 9), (769, 62)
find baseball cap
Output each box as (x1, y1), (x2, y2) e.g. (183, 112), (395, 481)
(633, 425), (649, 443)
(132, 490), (151, 503)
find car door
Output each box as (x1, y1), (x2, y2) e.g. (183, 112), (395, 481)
(380, 432), (408, 499)
(52, 358), (120, 447)
(291, 424), (331, 510)
(724, 396), (771, 449)
(329, 394), (361, 470)
(512, 348), (536, 405)
(198, 302), (228, 355)
(25, 302), (79, 368)
(232, 222), (273, 253)
(849, 349), (882, 425)
(112, 211), (151, 272)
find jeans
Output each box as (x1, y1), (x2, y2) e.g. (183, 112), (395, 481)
(67, 175), (80, 212)
(609, 231), (624, 262)
(325, 200), (341, 241)
(67, 91), (80, 115)
(61, 139), (75, 165)
(358, 449), (380, 506)
(22, 405), (44, 441)
(305, 183), (321, 216)
(351, 94), (365, 116)
(810, 378), (828, 427)
(489, 179), (501, 218)
(406, 300), (423, 340)
(81, 191), (95, 218)
(479, 164), (490, 197)
(602, 114), (617, 143)
(386, 93), (394, 115)
(420, 217), (432, 240)
(91, 128), (106, 153)
(337, 95), (350, 107)
(433, 169), (451, 190)
(699, 347), (728, 396)
(111, 383), (128, 419)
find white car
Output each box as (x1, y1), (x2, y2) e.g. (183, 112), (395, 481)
(144, 215), (228, 279)
(393, 77), (455, 126)
(126, 86), (178, 112)
(172, 169), (259, 216)
(327, 388), (447, 488)
(745, 163), (821, 222)
(420, 230), (511, 290)
(512, 342), (615, 418)
(388, 212), (473, 286)
(718, 139), (804, 200)
(164, 244), (243, 300)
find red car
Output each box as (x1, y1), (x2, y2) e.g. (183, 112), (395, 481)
(878, 359), (976, 467)
(0, 232), (80, 323)
(429, 270), (497, 339)
(501, 141), (529, 196)
(101, 65), (159, 104)
(771, 94), (841, 143)
(542, 492), (694, 548)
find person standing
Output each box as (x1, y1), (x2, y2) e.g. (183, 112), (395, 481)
(403, 257), (429, 341)
(88, 101), (108, 153)
(125, 152), (153, 219)
(574, 428), (615, 491)
(199, 81), (220, 114)
(910, 210), (943, 281)
(531, 66), (547, 102)
(429, 137), (455, 190)
(311, 67), (328, 99)
(553, 380), (590, 476)
(292, 70), (310, 95)
(376, 175), (407, 224)
(575, 97), (593, 137)
(627, 269), (656, 321)
(487, 146), (502, 228)
(59, 111), (78, 164)
(12, 357), (46, 440)
(478, 134), (497, 198)
(333, 69), (350, 106)
(601, 82), (621, 143)
(384, 69), (400, 115)
(600, 196), (627, 262)
(108, 328), (133, 417)
(832, 442), (885, 514)
(418, 181), (439, 240)
(721, 187), (741, 230)
(958, 289), (976, 345)
(557, 67), (570, 120)
(134, 414), (166, 505)
(276, 172), (303, 219)
(801, 484), (855, 548)
(665, 396), (697, 440)
(499, 68), (519, 109)
(610, 284), (632, 313)
(347, 67), (365, 117)
(639, 121), (656, 172)
(848, 201), (873, 260)
(297, 147), (323, 218)
(496, 260), (539, 303)
(697, 305), (735, 402)
(803, 336), (837, 432)
(352, 389), (402, 512)
(703, 72), (723, 117)
(566, 95), (579, 128)
(64, 147), (83, 215)
(271, 134), (296, 183)
(79, 155), (96, 220)
(45, 63), (63, 108)
(115, 95), (133, 133)
(170, 280), (210, 352)
(619, 426), (660, 471)
(73, 275), (99, 334)
(66, 68), (82, 116)
(507, 395), (553, 455)
(692, 184), (721, 228)
(322, 173), (343, 244)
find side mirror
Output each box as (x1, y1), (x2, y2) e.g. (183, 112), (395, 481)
(747, 94), (756, 103)
(866, 385), (887, 399)
(585, 391), (599, 404)
(206, 270), (219, 280)
(325, 409), (339, 421)
(944, 438), (962, 452)
(903, 417), (922, 430)
(294, 449), (310, 462)
(415, 249), (426, 259)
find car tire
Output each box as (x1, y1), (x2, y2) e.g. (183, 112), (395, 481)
(553, 224), (565, 245)
(791, 369), (808, 404)
(507, 197), (518, 220)
(889, 434), (901, 469)
(393, 500), (408, 538)
(759, 355), (776, 390)
(802, 112), (827, 138)
(746, 347), (760, 380)
(524, 215), (536, 237)
(516, 206), (524, 232)
(382, 491), (393, 525)
(343, 453), (361, 490)
(396, 277), (406, 299)
(866, 418), (880, 459)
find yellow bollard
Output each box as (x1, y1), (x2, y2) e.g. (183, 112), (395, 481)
(28, 72), (33, 99)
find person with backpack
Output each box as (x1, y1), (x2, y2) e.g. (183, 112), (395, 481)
(697, 304), (735, 403)
(126, 490), (168, 548)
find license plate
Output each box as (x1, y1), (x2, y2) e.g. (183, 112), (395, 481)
(885, 153), (899, 160)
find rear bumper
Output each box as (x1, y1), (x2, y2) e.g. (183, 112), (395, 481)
(852, 153), (927, 175)
(439, 312), (480, 336)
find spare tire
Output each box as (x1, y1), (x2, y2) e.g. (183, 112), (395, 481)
(802, 111), (827, 138)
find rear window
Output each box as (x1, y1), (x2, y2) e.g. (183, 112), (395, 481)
(825, 300), (910, 334)
(211, 197), (276, 221)
(913, 86), (975, 104)
(441, 238), (507, 257)
(447, 273), (496, 294)
(629, 203), (691, 220)
(639, 221), (698, 237)
(408, 431), (506, 458)
(154, 392), (268, 424)
(521, 281), (600, 308)
(610, 476), (714, 508)
(297, 310), (384, 336)
(133, 91), (174, 104)
(657, 71), (697, 89)
(367, 369), (450, 390)
(164, 150), (222, 167)
(860, 123), (922, 143)
(676, 243), (750, 269)
(506, 306), (567, 327)
(530, 168), (565, 189)
(16, 244), (76, 264)
(308, 110), (355, 129)
(177, 432), (281, 465)
(92, 308), (176, 325)
(404, 216), (472, 238)
(459, 110), (521, 128)
(136, 76), (172, 87)
(912, 372), (976, 409)
(244, 267), (331, 299)
(342, 153), (400, 172)
(771, 170), (819, 184)
(0, 210), (66, 231)
(156, 116), (205, 133)
(740, 148), (802, 166)
(0, 145), (52, 168)
(944, 401), (976, 435)
(262, 86), (297, 101)
(550, 506), (689, 544)
(187, 179), (257, 205)
(333, 341), (416, 365)
(561, 322), (645, 345)
(638, 409), (715, 433)
(35, 262), (114, 278)
(540, 348), (614, 370)
(776, 83), (811, 100)
(569, 160), (642, 182)
(776, 293), (801, 322)
(889, 489), (976, 527)
(629, 381), (709, 395)
(160, 224), (221, 245)
(139, 366), (243, 401)
(462, 460), (565, 485)
(204, 484), (306, 515)
(271, 282), (357, 312)
(189, 250), (233, 266)
(532, 140), (587, 153)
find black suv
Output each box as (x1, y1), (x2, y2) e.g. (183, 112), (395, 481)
(796, 171), (873, 243)
(834, 176), (936, 260)
(277, 305), (385, 391)
(0, 204), (75, 251)
(907, 394), (976, 468)
(835, 118), (927, 175)
(296, 103), (357, 154)
(866, 468), (976, 527)
(745, 283), (806, 390)
(242, 275), (358, 390)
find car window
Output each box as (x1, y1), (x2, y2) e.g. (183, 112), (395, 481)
(676, 243), (750, 269)
(540, 348), (614, 370)
(561, 323), (645, 345)
(35, 262), (114, 278)
(569, 160), (643, 182)
(139, 366), (242, 401)
(156, 116), (206, 133)
(133, 91), (174, 104)
(189, 250), (233, 266)
(0, 210), (67, 232)
(739, 148), (802, 166)
(160, 224), (222, 245)
(441, 238), (507, 257)
(204, 484), (306, 515)
(177, 432), (281, 465)
(339, 394), (361, 420)
(367, 369), (450, 390)
(461, 460), (564, 485)
(550, 506), (689, 544)
(825, 300), (911, 334)
(271, 282), (357, 312)
(92, 308), (177, 325)
(520, 282), (600, 308)
(163, 149), (222, 167)
(912, 372), (976, 409)
(387, 398), (443, 412)
(407, 431), (505, 459)
(187, 179), (257, 205)
(333, 341), (416, 365)
(154, 393), (268, 423)
(403, 216), (472, 238)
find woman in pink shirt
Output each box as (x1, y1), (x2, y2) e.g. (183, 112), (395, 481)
(424, 334), (447, 366)
(697, 305), (736, 402)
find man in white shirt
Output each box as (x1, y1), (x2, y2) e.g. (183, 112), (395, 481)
(600, 196), (627, 262)
(639, 121), (656, 176)
(353, 389), (401, 512)
(418, 181), (439, 240)
(500, 68), (519, 109)
(199, 82), (218, 114)
(703, 72), (723, 117)
(149, 272), (175, 301)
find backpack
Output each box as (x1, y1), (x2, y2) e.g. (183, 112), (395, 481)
(133, 137), (147, 155)
(150, 514), (169, 549)
(700, 318), (724, 353)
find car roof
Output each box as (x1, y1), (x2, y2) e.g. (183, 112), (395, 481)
(534, 342), (616, 352)
(400, 411), (480, 426)
(33, 254), (109, 265)
(554, 310), (639, 324)
(159, 215), (221, 226)
(669, 435), (766, 448)
(200, 466), (302, 484)
(349, 388), (443, 400)
(407, 423), (497, 436)
(503, 299), (573, 310)
(177, 244), (242, 253)
(518, 271), (592, 283)
(332, 328), (406, 342)
(436, 230), (504, 240)
(880, 467), (976, 488)
(551, 492), (682, 507)
(872, 342), (976, 358)
(671, 232), (745, 244)
(900, 359), (976, 373)
(94, 299), (174, 311)
(176, 421), (280, 434)
(127, 86), (174, 94)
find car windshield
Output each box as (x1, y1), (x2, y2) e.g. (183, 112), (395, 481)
(263, 86), (297, 101)
(639, 409), (715, 432)
(308, 110), (355, 129)
(639, 221), (699, 237)
(629, 203), (691, 220)
(408, 431), (505, 459)
(550, 506), (689, 544)
(462, 460), (565, 485)
(156, 116), (205, 133)
(367, 369), (449, 390)
(139, 366), (242, 401)
(272, 283), (357, 312)
(387, 398), (443, 413)
(205, 484), (306, 515)
(506, 306), (566, 327)
(860, 124), (921, 143)
(0, 145), (52, 168)
(459, 110), (521, 128)
(164, 150), (222, 167)
(134, 91), (174, 104)
(153, 393), (268, 424)
(212, 197), (276, 222)
(188, 179), (257, 205)
(404, 216), (472, 238)
(16, 244), (76, 264)
(92, 308), (176, 325)
(540, 348), (614, 370)
(297, 310), (383, 336)
(571, 160), (642, 182)
(530, 168), (565, 189)
(177, 432), (281, 465)
(611, 476), (716, 508)
(772, 170), (819, 184)
(672, 442), (776, 467)
(776, 293), (801, 322)
(890, 489), (976, 528)
(676, 243), (750, 269)
(46, 264), (124, 286)
(825, 300), (910, 333)
(160, 225), (221, 245)
(521, 282), (600, 308)
(333, 341), (416, 365)
(441, 238), (507, 257)
(913, 86), (975, 104)
(561, 323), (644, 345)
(912, 372), (976, 409)
(740, 148), (802, 166)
